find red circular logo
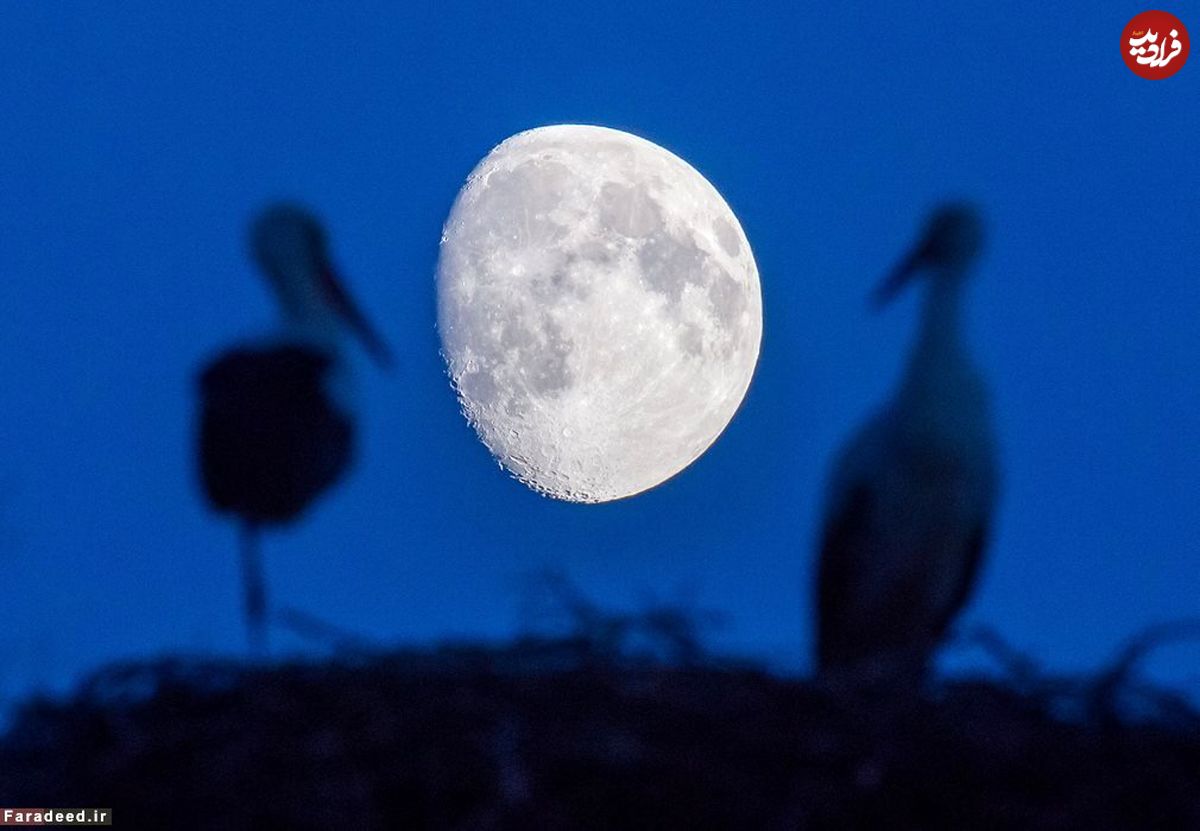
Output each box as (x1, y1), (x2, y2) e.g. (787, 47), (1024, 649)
(1122, 11), (1189, 79)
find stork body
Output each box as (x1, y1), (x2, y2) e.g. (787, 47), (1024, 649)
(815, 204), (998, 681)
(199, 345), (352, 523)
(196, 204), (390, 654)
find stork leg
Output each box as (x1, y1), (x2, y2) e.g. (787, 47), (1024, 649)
(239, 522), (268, 656)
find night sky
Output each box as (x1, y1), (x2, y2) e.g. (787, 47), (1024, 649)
(1, 2), (1197, 706)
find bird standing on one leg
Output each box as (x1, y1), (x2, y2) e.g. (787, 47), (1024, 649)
(815, 203), (998, 685)
(196, 204), (392, 655)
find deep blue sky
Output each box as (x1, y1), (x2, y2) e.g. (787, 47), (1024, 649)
(0, 2), (1197, 703)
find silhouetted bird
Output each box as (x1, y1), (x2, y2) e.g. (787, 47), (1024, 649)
(197, 204), (391, 653)
(815, 203), (998, 683)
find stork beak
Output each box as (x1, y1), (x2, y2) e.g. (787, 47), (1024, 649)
(318, 265), (394, 369)
(871, 247), (921, 310)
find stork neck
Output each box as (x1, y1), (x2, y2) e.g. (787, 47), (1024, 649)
(270, 269), (343, 351)
(893, 267), (993, 463)
(901, 271), (971, 395)
(907, 272), (964, 367)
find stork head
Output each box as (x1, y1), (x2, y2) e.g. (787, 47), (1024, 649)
(250, 203), (393, 367)
(872, 202), (984, 308)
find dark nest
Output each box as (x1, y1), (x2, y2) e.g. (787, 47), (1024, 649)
(2, 608), (1200, 830)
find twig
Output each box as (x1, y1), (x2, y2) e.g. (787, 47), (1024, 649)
(960, 624), (1043, 691)
(274, 606), (381, 655)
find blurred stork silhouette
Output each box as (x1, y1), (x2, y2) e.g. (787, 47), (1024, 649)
(815, 202), (998, 684)
(196, 204), (391, 654)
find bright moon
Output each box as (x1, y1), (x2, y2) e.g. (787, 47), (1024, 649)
(437, 125), (762, 502)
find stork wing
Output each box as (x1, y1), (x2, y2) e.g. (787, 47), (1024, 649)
(815, 479), (878, 671)
(931, 520), (989, 641)
(815, 456), (996, 674)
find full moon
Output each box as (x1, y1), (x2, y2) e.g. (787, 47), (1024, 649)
(437, 125), (762, 502)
